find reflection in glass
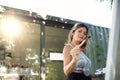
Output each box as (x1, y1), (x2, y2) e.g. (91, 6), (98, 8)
(0, 14), (41, 80)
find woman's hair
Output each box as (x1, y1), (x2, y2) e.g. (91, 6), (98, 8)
(67, 23), (89, 48)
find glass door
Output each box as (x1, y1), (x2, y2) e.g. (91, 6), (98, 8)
(45, 26), (69, 80)
(0, 15), (41, 80)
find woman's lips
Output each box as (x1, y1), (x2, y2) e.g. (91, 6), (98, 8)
(79, 37), (84, 39)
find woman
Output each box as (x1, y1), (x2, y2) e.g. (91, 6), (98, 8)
(63, 23), (103, 80)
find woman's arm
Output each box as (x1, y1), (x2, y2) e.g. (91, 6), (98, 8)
(63, 45), (77, 76)
(63, 44), (83, 76)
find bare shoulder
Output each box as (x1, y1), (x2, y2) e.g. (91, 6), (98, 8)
(63, 44), (72, 55)
(63, 44), (72, 51)
(63, 44), (72, 63)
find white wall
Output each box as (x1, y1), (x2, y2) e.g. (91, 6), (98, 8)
(105, 0), (120, 80)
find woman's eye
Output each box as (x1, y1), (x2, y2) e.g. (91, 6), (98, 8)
(83, 32), (87, 35)
(78, 30), (87, 35)
(78, 30), (82, 33)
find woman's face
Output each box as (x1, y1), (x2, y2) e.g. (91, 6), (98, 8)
(72, 27), (87, 42)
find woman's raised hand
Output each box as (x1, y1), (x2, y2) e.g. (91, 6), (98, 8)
(70, 44), (83, 60)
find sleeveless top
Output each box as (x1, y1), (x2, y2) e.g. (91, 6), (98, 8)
(66, 43), (91, 76)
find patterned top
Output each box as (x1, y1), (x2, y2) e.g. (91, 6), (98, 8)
(66, 43), (91, 76)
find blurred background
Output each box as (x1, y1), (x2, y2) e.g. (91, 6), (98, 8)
(0, 0), (113, 80)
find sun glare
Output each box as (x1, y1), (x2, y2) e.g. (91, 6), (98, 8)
(1, 18), (22, 38)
